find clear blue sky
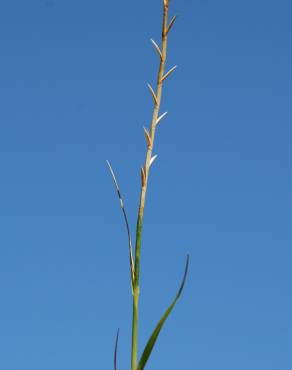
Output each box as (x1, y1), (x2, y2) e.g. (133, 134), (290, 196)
(0, 0), (291, 369)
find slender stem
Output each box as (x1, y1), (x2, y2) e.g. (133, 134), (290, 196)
(131, 2), (170, 369)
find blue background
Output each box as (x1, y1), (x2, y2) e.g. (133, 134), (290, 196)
(0, 0), (291, 369)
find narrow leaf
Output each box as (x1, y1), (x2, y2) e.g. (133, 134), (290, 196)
(143, 126), (152, 148)
(149, 155), (158, 167)
(106, 161), (135, 290)
(167, 15), (177, 34)
(161, 65), (177, 82)
(114, 329), (120, 370)
(150, 38), (162, 59)
(137, 255), (189, 370)
(156, 112), (168, 125)
(147, 83), (158, 105)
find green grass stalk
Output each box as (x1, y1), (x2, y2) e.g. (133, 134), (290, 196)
(107, 1), (188, 369)
(131, 2), (170, 369)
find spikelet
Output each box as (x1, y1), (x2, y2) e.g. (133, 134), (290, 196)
(156, 112), (168, 125)
(161, 65), (177, 82)
(141, 166), (146, 187)
(143, 126), (152, 148)
(150, 39), (162, 59)
(147, 83), (158, 105)
(167, 15), (177, 34)
(149, 155), (158, 167)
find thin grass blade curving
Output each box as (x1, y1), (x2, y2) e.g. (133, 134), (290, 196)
(114, 329), (120, 370)
(137, 255), (189, 370)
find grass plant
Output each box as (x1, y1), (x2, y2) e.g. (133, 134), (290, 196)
(107, 1), (189, 369)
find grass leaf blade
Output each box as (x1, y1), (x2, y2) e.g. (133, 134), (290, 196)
(106, 161), (135, 291)
(114, 329), (120, 370)
(137, 255), (189, 370)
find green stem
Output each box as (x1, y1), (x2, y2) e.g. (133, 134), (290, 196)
(131, 284), (139, 370)
(131, 2), (169, 369)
